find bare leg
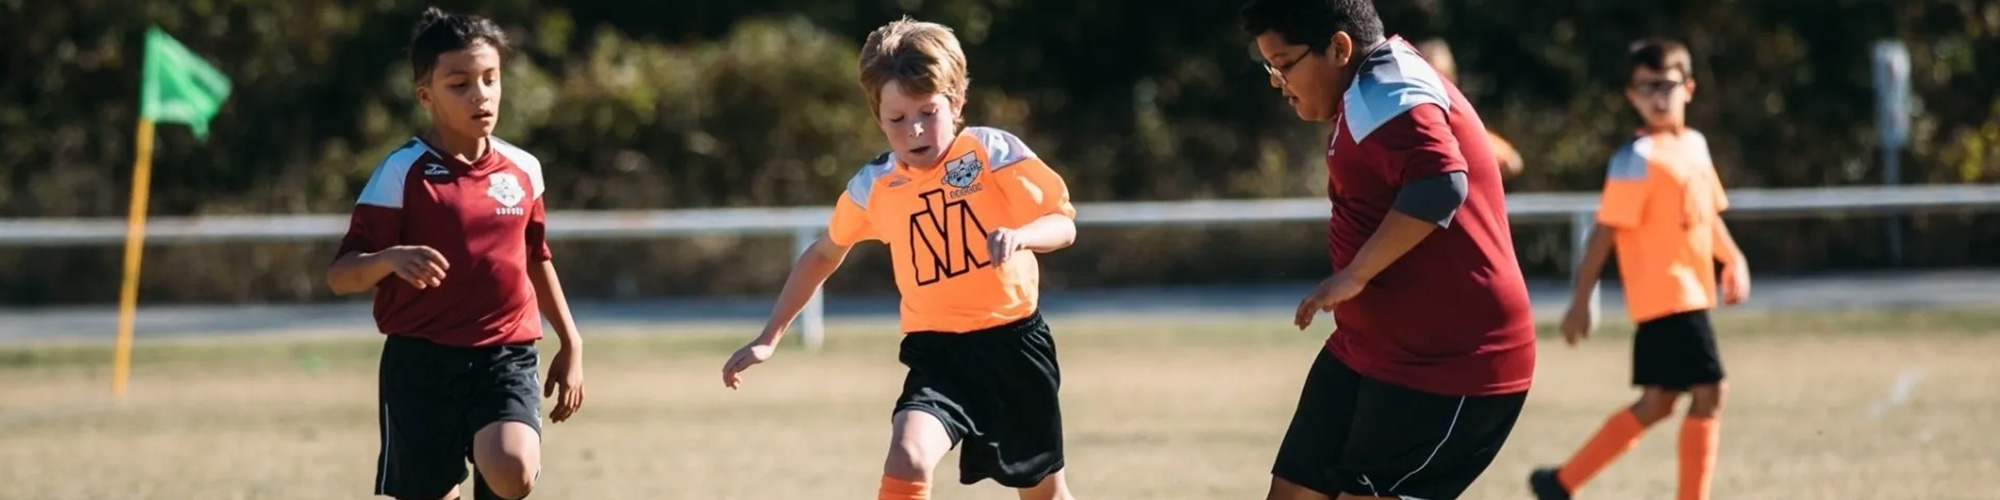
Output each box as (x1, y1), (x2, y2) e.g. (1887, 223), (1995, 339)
(1631, 386), (1684, 426)
(1266, 476), (1334, 500)
(1016, 469), (1075, 500)
(880, 410), (955, 498)
(469, 421), (541, 500)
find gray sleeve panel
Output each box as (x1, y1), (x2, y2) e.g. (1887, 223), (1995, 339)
(1391, 171), (1469, 228)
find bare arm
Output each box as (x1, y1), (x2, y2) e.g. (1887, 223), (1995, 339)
(749, 235), (853, 347)
(1569, 224), (1616, 307)
(326, 252), (392, 295)
(327, 246), (446, 295)
(1012, 213), (1077, 253)
(528, 260), (581, 350)
(1341, 211), (1437, 282)
(1713, 220), (1745, 267)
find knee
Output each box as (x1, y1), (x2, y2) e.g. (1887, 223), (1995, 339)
(480, 456), (538, 500)
(1630, 394), (1679, 426)
(1687, 383), (1727, 418)
(883, 440), (938, 482)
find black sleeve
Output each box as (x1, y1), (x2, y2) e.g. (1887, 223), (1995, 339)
(1391, 171), (1469, 228)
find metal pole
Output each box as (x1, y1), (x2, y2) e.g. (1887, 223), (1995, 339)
(1885, 148), (1904, 265)
(1874, 40), (1912, 266)
(1570, 210), (1601, 329)
(791, 228), (825, 350)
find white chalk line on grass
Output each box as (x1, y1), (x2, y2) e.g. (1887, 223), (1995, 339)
(1864, 367), (1928, 420)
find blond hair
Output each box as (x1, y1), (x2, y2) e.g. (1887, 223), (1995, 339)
(857, 17), (970, 115)
(1416, 38), (1457, 83)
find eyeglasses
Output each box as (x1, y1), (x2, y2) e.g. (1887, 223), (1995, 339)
(1629, 78), (1686, 97)
(1263, 51), (1312, 86)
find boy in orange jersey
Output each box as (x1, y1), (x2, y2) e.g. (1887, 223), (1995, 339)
(719, 17), (1081, 500)
(1529, 39), (1751, 500)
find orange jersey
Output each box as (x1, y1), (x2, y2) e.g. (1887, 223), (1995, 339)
(827, 127), (1076, 333)
(1597, 130), (1730, 322)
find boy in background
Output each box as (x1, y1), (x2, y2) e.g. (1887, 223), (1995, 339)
(1415, 38), (1526, 179)
(1530, 39), (1750, 500)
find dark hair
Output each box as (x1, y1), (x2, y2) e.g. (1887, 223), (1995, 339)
(408, 7), (510, 83)
(1628, 38), (1694, 80)
(1239, 0), (1384, 53)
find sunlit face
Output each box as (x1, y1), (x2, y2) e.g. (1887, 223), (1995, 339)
(876, 79), (961, 169)
(1626, 65), (1695, 130)
(1254, 31), (1356, 122)
(417, 41), (502, 139)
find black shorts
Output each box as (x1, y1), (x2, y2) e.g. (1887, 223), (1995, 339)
(1272, 350), (1527, 500)
(375, 335), (542, 500)
(895, 312), (1064, 488)
(1632, 309), (1726, 389)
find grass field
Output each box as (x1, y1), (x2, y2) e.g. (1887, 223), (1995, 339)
(3, 309), (1998, 500)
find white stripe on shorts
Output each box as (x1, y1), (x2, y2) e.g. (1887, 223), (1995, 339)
(1387, 396), (1467, 492)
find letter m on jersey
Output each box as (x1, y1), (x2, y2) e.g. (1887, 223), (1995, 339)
(908, 189), (990, 286)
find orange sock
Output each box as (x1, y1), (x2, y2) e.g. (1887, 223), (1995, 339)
(1678, 416), (1719, 500)
(878, 475), (929, 500)
(1557, 408), (1648, 492)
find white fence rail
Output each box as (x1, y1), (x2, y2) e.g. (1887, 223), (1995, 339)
(4, 184), (1999, 348)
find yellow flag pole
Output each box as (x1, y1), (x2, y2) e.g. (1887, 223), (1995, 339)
(112, 118), (156, 399)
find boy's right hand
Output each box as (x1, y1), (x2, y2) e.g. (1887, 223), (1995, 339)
(721, 341), (778, 390)
(1560, 304), (1593, 346)
(375, 245), (449, 289)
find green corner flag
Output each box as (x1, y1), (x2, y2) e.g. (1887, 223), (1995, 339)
(115, 27), (233, 399)
(141, 26), (231, 140)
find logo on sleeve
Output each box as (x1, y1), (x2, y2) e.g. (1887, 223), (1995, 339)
(487, 172), (527, 216)
(941, 152), (984, 198)
(1327, 115), (1343, 158)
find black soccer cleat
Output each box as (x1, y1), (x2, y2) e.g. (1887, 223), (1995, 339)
(1529, 467), (1572, 500)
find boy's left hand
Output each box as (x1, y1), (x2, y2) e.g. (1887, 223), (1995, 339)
(1294, 271), (1365, 330)
(1720, 262), (1751, 305)
(544, 347), (585, 423)
(987, 228), (1025, 264)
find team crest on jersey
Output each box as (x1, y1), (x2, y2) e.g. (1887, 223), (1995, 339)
(943, 152), (982, 188)
(488, 172), (527, 215)
(941, 152), (985, 198)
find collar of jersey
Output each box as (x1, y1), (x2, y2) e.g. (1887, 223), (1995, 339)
(412, 135), (505, 174)
(897, 129), (975, 173)
(1333, 36), (1403, 119)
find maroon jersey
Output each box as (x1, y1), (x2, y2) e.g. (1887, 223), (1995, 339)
(1321, 37), (1536, 396)
(336, 137), (551, 347)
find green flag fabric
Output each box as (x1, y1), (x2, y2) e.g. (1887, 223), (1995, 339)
(141, 27), (231, 140)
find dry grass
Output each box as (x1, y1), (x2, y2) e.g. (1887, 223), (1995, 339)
(2, 309), (1998, 500)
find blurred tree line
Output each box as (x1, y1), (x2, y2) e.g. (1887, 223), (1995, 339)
(2, 0), (1997, 304)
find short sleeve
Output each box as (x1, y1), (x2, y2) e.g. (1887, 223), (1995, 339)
(1365, 104), (1467, 186)
(335, 205), (400, 261)
(335, 156), (413, 260)
(526, 199), (552, 262)
(997, 156), (1076, 223)
(827, 191), (878, 246)
(1597, 147), (1651, 228)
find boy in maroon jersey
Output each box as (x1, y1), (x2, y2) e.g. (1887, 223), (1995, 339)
(327, 7), (584, 500)
(1241, 0), (1537, 499)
